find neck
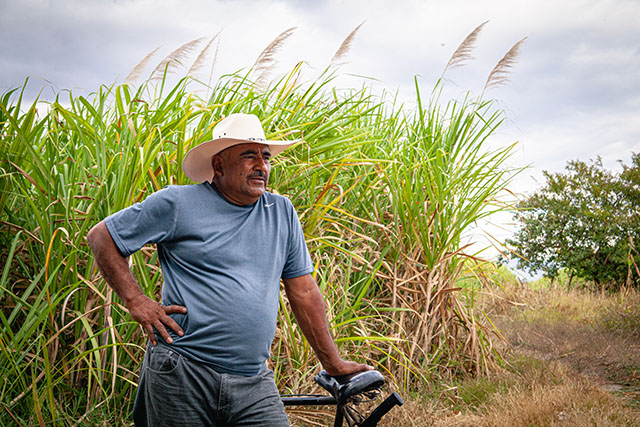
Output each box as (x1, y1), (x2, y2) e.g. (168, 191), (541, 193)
(211, 180), (260, 206)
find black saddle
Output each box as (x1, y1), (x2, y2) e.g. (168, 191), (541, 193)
(315, 370), (385, 405)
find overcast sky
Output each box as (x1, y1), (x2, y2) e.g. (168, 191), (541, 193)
(2, 0), (639, 258)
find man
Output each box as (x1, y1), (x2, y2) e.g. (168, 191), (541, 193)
(87, 113), (371, 426)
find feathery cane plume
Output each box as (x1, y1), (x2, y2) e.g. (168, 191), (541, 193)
(188, 31), (222, 79)
(125, 46), (162, 84)
(151, 37), (206, 81)
(442, 21), (488, 77)
(483, 37), (527, 93)
(330, 21), (365, 67)
(207, 36), (221, 95)
(252, 27), (297, 89)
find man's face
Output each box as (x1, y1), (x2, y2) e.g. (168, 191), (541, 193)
(212, 143), (272, 205)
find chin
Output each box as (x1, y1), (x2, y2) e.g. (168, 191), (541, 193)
(247, 187), (266, 198)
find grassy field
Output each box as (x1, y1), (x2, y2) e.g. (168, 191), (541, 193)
(0, 63), (521, 423)
(4, 45), (637, 424)
(3, 69), (639, 424)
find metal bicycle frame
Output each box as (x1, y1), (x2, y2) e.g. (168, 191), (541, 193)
(281, 392), (403, 427)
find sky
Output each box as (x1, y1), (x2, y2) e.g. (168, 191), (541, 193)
(1, 0), (639, 265)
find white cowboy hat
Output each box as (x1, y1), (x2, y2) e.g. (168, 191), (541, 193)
(182, 113), (300, 183)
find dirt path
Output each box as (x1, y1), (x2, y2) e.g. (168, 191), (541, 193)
(493, 297), (640, 406)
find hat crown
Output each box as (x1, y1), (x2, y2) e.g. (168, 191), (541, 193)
(213, 113), (267, 142)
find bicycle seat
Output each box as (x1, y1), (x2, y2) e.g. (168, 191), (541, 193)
(314, 370), (385, 405)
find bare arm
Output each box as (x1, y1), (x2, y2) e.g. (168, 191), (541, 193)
(87, 220), (186, 345)
(283, 273), (372, 377)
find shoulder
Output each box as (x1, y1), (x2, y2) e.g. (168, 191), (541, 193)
(155, 183), (211, 200)
(168, 182), (210, 194)
(136, 183), (212, 212)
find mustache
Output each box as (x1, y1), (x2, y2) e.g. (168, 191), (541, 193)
(248, 171), (268, 180)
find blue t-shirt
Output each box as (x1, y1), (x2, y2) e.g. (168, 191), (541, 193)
(104, 183), (314, 376)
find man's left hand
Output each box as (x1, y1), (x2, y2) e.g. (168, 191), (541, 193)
(323, 358), (374, 377)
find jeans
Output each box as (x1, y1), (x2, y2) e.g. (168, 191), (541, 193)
(133, 343), (289, 426)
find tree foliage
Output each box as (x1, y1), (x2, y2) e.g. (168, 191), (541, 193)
(507, 154), (640, 288)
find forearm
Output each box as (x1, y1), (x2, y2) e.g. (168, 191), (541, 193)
(87, 221), (144, 306)
(285, 278), (342, 370)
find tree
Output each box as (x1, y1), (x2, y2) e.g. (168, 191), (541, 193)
(507, 154), (640, 289)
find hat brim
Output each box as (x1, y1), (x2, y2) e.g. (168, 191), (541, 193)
(182, 137), (301, 183)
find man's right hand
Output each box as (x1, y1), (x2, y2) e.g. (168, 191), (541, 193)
(127, 293), (187, 346)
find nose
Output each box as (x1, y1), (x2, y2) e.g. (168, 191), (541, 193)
(253, 152), (270, 172)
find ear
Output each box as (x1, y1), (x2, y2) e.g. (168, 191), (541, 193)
(212, 155), (224, 177)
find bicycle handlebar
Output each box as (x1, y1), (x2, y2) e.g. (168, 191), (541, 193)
(315, 370), (385, 404)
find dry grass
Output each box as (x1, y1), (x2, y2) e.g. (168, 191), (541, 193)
(435, 361), (640, 427)
(341, 285), (640, 426)
(290, 355), (639, 426)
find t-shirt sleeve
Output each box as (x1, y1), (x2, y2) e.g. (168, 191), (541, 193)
(281, 199), (314, 279)
(104, 186), (179, 257)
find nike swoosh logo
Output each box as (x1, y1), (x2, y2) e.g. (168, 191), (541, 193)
(265, 202), (275, 207)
